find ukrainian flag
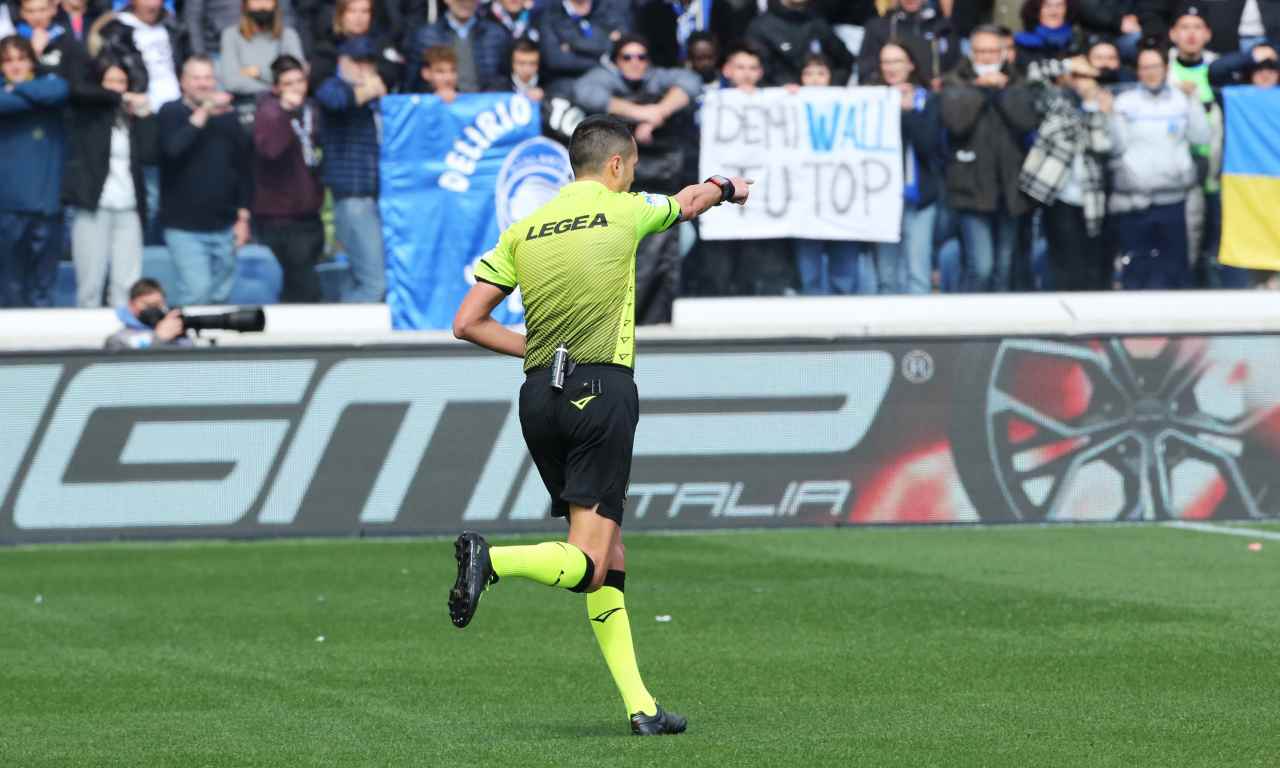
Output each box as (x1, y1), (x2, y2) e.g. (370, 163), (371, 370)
(1220, 87), (1280, 271)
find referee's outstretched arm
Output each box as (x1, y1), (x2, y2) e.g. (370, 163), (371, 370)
(673, 174), (753, 221)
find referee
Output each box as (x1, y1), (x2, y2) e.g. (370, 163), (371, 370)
(448, 115), (750, 736)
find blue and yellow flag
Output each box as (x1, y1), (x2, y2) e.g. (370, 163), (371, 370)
(1220, 87), (1280, 271)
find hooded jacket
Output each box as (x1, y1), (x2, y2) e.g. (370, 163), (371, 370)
(63, 100), (157, 220)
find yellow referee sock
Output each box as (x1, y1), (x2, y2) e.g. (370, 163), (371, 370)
(587, 571), (657, 717)
(489, 542), (590, 590)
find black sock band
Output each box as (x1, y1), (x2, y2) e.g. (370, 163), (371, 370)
(569, 552), (596, 593)
(603, 569), (626, 592)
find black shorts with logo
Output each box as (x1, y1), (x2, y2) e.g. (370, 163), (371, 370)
(518, 363), (638, 526)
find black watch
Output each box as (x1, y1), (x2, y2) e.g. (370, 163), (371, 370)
(705, 175), (736, 204)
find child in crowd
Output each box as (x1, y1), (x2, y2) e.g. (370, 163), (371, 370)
(420, 44), (458, 103)
(791, 53), (867, 295)
(687, 41), (794, 297)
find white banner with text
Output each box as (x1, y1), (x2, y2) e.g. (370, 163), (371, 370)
(698, 86), (903, 242)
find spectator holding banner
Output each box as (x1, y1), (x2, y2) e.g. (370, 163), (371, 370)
(1018, 57), (1114, 291)
(1165, 5), (1244, 287)
(1108, 44), (1209, 289)
(1252, 45), (1280, 83)
(0, 34), (67, 307)
(405, 0), (510, 92)
(791, 53), (863, 295)
(1211, 40), (1278, 85)
(858, 0), (958, 87)
(217, 0), (306, 131)
(941, 24), (1040, 292)
(158, 55), (252, 306)
(745, 0), (853, 86)
(64, 54), (157, 307)
(538, 0), (632, 86)
(316, 35), (385, 302)
(686, 40), (794, 296)
(416, 43), (459, 99)
(872, 42), (942, 295)
(252, 54), (323, 302)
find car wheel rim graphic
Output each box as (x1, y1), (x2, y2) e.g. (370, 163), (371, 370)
(980, 338), (1271, 521)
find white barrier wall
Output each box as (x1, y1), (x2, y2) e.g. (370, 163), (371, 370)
(0, 304), (394, 351)
(671, 292), (1280, 338)
(0, 292), (1277, 351)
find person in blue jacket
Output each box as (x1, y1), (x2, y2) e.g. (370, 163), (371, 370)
(0, 34), (68, 307)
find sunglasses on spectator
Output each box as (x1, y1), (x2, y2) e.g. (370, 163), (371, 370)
(620, 52), (648, 62)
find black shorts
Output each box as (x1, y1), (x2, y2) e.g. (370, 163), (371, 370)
(519, 363), (638, 526)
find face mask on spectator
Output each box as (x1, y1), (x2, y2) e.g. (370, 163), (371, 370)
(249, 9), (274, 27)
(973, 62), (1001, 78)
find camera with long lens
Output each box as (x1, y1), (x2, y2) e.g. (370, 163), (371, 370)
(137, 306), (267, 334)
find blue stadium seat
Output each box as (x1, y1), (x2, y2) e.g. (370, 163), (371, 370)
(54, 261), (77, 308)
(229, 245), (283, 305)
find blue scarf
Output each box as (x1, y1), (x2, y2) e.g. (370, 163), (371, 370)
(1014, 23), (1074, 51)
(671, 0), (712, 59)
(563, 1), (593, 37)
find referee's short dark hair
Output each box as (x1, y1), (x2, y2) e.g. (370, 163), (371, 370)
(569, 115), (635, 176)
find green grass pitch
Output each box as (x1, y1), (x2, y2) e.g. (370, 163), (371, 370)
(3, 525), (1279, 767)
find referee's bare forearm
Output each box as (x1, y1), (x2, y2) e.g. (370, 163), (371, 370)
(674, 177), (752, 221)
(453, 281), (526, 358)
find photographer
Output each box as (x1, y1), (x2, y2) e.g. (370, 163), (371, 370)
(104, 278), (191, 349)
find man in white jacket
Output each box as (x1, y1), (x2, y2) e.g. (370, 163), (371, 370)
(1108, 44), (1211, 289)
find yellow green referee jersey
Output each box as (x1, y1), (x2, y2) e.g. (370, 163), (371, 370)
(473, 179), (681, 373)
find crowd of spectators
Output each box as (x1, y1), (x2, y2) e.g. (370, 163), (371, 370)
(1, 0), (1279, 316)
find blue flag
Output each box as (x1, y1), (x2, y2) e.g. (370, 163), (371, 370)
(380, 93), (570, 330)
